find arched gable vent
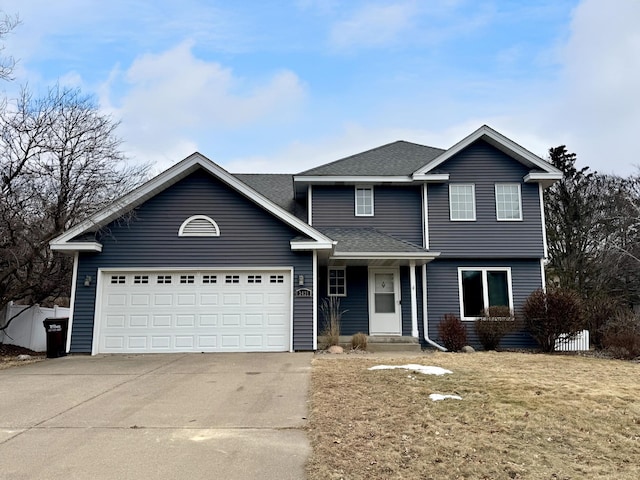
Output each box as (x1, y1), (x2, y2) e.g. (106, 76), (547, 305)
(178, 215), (220, 237)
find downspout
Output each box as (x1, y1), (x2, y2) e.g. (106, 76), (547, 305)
(422, 263), (447, 351)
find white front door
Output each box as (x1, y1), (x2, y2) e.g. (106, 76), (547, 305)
(368, 268), (401, 335)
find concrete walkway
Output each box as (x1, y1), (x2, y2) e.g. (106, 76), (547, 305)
(0, 352), (312, 480)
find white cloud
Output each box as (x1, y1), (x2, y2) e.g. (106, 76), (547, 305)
(543, 0), (640, 174)
(101, 41), (306, 170)
(329, 2), (419, 49)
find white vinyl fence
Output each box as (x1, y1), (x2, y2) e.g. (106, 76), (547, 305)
(555, 330), (590, 352)
(1, 302), (70, 352)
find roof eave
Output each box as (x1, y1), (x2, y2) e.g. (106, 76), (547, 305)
(50, 241), (103, 253)
(524, 172), (563, 188)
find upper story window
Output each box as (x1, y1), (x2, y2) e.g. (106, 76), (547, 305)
(328, 267), (346, 297)
(495, 184), (522, 221)
(458, 267), (513, 320)
(355, 186), (374, 216)
(178, 215), (220, 237)
(449, 184), (475, 221)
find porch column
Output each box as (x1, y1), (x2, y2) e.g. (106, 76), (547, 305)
(409, 261), (419, 337)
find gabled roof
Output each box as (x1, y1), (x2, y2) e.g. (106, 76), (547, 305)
(413, 125), (562, 185)
(50, 153), (333, 252)
(234, 173), (306, 220)
(298, 141), (445, 177)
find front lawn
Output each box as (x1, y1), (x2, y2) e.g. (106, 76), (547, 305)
(306, 351), (639, 479)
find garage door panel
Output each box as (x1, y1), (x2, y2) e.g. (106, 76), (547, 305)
(97, 270), (291, 353)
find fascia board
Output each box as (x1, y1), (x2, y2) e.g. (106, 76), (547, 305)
(51, 152), (333, 248)
(332, 251), (441, 259)
(412, 173), (450, 182)
(413, 125), (562, 176)
(524, 172), (563, 185)
(50, 242), (103, 252)
(290, 241), (334, 251)
(293, 175), (414, 184)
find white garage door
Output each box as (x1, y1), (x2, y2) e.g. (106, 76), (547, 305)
(95, 270), (291, 353)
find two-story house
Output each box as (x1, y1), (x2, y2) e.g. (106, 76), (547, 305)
(50, 125), (562, 354)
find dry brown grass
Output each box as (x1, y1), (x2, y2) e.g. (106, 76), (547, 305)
(306, 351), (640, 480)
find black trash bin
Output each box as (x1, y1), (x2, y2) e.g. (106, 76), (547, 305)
(43, 317), (69, 358)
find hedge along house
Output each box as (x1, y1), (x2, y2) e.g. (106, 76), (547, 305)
(50, 125), (562, 354)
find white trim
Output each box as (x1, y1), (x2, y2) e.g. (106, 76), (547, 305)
(494, 183), (523, 221)
(449, 184), (476, 221)
(50, 153), (333, 251)
(355, 185), (374, 217)
(422, 183), (429, 249)
(290, 240), (334, 251)
(413, 125), (563, 177)
(412, 173), (450, 182)
(307, 184), (313, 226)
(524, 172), (563, 188)
(539, 183), (548, 259)
(422, 264), (446, 351)
(327, 266), (347, 297)
(331, 251), (440, 260)
(409, 261), (418, 338)
(313, 250), (318, 350)
(91, 266), (294, 355)
(294, 175), (413, 184)
(457, 267), (513, 321)
(540, 258), (547, 294)
(50, 242), (103, 252)
(66, 252), (79, 353)
(288, 266), (294, 353)
(178, 215), (220, 237)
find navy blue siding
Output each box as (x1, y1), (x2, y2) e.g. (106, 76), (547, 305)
(317, 266), (369, 335)
(72, 169), (314, 352)
(426, 258), (541, 349)
(312, 185), (424, 246)
(400, 266), (412, 336)
(428, 140), (544, 258)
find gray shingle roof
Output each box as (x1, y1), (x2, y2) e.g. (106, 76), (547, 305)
(234, 173), (307, 220)
(298, 141), (445, 176)
(316, 227), (427, 253)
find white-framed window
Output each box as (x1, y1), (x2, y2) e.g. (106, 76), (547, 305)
(178, 215), (220, 236)
(495, 183), (522, 221)
(449, 184), (476, 221)
(355, 186), (374, 216)
(328, 267), (346, 297)
(458, 267), (513, 320)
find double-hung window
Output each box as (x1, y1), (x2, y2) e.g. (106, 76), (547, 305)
(458, 267), (512, 319)
(355, 186), (373, 216)
(449, 184), (475, 221)
(495, 183), (522, 221)
(328, 267), (346, 297)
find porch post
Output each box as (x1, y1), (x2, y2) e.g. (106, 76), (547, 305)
(409, 261), (419, 337)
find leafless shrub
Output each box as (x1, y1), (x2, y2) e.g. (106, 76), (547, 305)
(601, 310), (640, 360)
(319, 297), (345, 348)
(522, 288), (584, 353)
(475, 305), (516, 351)
(350, 332), (368, 351)
(438, 314), (467, 352)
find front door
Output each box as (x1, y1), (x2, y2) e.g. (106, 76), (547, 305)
(368, 268), (401, 335)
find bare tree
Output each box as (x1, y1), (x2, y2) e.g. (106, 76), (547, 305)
(1, 85), (148, 330)
(0, 11), (19, 80)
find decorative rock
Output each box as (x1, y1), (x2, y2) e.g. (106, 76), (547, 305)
(461, 346), (475, 353)
(17, 354), (32, 360)
(327, 345), (344, 354)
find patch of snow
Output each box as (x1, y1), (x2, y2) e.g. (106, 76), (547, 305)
(429, 393), (463, 402)
(368, 364), (452, 375)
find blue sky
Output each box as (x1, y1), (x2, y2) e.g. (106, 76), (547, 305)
(3, 0), (639, 175)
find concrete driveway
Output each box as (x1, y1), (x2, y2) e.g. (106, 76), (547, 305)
(0, 352), (313, 480)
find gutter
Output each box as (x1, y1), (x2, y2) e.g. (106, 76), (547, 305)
(422, 264), (447, 351)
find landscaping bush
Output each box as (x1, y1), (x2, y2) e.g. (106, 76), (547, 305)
(522, 288), (584, 353)
(601, 309), (640, 360)
(438, 314), (467, 352)
(475, 305), (516, 350)
(350, 332), (368, 351)
(319, 297), (345, 348)
(583, 295), (624, 349)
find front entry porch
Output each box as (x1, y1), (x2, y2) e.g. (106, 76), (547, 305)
(318, 334), (422, 353)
